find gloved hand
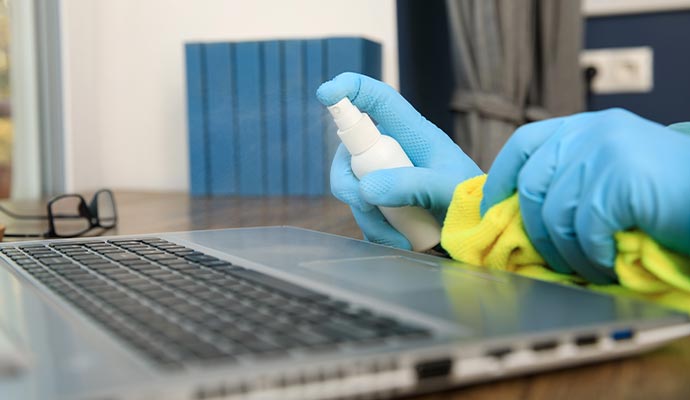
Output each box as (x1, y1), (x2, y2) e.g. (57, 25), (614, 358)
(480, 108), (690, 284)
(317, 72), (482, 250)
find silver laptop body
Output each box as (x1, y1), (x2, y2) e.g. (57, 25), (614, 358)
(0, 226), (688, 400)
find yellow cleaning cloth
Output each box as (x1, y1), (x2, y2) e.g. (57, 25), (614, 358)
(441, 175), (690, 313)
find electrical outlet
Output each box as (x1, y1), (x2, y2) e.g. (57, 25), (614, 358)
(580, 46), (653, 94)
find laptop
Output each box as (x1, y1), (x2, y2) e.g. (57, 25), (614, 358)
(0, 226), (688, 399)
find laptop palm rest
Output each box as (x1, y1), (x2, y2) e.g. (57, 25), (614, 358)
(170, 227), (685, 340)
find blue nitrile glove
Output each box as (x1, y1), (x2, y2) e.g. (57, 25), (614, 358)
(480, 108), (690, 284)
(317, 72), (482, 250)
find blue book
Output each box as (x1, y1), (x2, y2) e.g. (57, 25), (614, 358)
(234, 41), (264, 195)
(184, 43), (209, 196)
(362, 39), (383, 80)
(304, 39), (326, 196)
(283, 40), (305, 195)
(325, 37), (382, 81)
(204, 42), (236, 195)
(324, 38), (383, 192)
(261, 41), (285, 196)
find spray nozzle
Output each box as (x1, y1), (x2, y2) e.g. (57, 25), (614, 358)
(326, 97), (380, 155)
(327, 98), (363, 131)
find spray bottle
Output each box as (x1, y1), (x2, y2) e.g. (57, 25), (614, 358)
(327, 98), (441, 251)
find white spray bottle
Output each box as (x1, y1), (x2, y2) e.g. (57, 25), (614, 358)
(327, 98), (441, 251)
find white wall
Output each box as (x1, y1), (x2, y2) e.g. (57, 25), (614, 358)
(59, 0), (399, 192)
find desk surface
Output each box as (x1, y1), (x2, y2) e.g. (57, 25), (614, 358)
(3, 191), (690, 399)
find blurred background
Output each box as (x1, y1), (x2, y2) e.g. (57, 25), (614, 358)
(1, 0), (689, 200)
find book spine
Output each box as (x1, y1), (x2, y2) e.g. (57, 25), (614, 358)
(283, 40), (306, 195)
(262, 41), (285, 196)
(304, 39), (326, 196)
(184, 43), (209, 196)
(205, 42), (237, 195)
(235, 41), (264, 195)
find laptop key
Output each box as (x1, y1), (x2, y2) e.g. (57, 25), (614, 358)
(200, 260), (233, 268)
(185, 254), (218, 263)
(131, 249), (162, 255)
(145, 254), (177, 261)
(106, 253), (140, 261)
(126, 281), (160, 291)
(119, 245), (151, 252)
(19, 245), (47, 251)
(108, 240), (142, 246)
(169, 249), (196, 256)
(120, 259), (150, 266)
(142, 238), (169, 244)
(72, 254), (103, 260)
(15, 258), (40, 265)
(39, 257), (73, 265)
(160, 246), (188, 252)
(158, 259), (193, 266)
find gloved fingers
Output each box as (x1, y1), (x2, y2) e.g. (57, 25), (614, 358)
(316, 72), (445, 166)
(515, 134), (574, 275)
(359, 167), (464, 223)
(377, 125), (483, 179)
(541, 165), (618, 284)
(330, 144), (374, 212)
(316, 72), (369, 106)
(358, 167), (462, 219)
(481, 117), (568, 217)
(574, 175), (633, 270)
(351, 206), (412, 250)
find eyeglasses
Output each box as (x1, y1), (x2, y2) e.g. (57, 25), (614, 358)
(0, 189), (117, 239)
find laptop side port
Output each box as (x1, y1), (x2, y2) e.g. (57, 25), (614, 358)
(415, 358), (453, 381)
(574, 334), (599, 347)
(531, 340), (558, 352)
(611, 329), (635, 342)
(485, 347), (512, 359)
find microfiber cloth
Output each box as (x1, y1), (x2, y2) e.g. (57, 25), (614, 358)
(441, 174), (690, 314)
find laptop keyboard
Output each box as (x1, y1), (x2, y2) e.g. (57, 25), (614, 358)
(0, 238), (430, 368)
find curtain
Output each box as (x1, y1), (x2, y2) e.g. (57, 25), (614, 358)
(446, 0), (583, 170)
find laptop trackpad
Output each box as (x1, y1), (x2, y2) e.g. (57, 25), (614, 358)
(299, 256), (446, 295)
(298, 256), (510, 330)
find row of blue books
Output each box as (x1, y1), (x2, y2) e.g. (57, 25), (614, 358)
(185, 37), (382, 196)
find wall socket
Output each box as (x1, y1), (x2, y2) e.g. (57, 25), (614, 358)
(580, 46), (654, 94)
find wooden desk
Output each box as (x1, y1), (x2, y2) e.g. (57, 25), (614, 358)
(3, 191), (690, 399)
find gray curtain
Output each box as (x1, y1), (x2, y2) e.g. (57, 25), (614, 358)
(446, 0), (584, 170)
